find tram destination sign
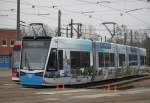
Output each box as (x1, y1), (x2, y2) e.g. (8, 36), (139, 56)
(24, 41), (48, 47)
(130, 47), (137, 53)
(99, 43), (111, 49)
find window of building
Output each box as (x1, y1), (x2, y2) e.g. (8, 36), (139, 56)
(2, 40), (7, 47)
(99, 52), (115, 67)
(70, 51), (90, 69)
(119, 54), (125, 66)
(4, 56), (9, 63)
(129, 54), (138, 66)
(47, 48), (63, 71)
(10, 40), (15, 47)
(0, 56), (4, 63)
(0, 56), (9, 64)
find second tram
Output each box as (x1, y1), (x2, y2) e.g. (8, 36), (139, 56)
(12, 41), (22, 81)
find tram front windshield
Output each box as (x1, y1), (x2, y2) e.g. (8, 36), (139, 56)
(21, 40), (50, 70)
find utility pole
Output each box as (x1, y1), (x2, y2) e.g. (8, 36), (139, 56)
(77, 24), (82, 38)
(58, 10), (61, 36)
(130, 30), (133, 46)
(70, 19), (73, 38)
(77, 24), (80, 38)
(17, 0), (20, 39)
(91, 40), (96, 82)
(66, 26), (70, 37)
(69, 19), (82, 38)
(124, 32), (127, 45)
(105, 36), (107, 42)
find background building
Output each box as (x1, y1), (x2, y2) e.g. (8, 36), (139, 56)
(0, 29), (17, 68)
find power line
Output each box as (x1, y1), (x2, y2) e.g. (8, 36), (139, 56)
(126, 12), (150, 26)
(0, 23), (15, 27)
(20, 1), (104, 23)
(75, 0), (150, 26)
(0, 0), (108, 23)
(0, 0), (101, 24)
(1, 0), (150, 29)
(0, 0), (16, 4)
(0, 0), (32, 6)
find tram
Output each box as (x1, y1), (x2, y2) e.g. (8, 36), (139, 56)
(12, 41), (22, 81)
(20, 36), (147, 86)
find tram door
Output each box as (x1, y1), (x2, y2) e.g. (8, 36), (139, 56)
(63, 50), (71, 76)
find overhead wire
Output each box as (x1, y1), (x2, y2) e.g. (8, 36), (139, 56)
(1, 0), (150, 28)
(74, 0), (150, 26)
(19, 0), (105, 22)
(19, 0), (104, 25)
(0, 23), (15, 27)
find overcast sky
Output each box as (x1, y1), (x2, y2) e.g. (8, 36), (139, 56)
(0, 0), (150, 31)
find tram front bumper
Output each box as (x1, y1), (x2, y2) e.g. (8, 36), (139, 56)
(20, 72), (43, 86)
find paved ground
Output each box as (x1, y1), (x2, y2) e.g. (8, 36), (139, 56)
(0, 69), (150, 103)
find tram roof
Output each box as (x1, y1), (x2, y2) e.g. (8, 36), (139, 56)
(22, 36), (146, 50)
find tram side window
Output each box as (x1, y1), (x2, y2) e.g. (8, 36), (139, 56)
(70, 51), (90, 69)
(110, 53), (115, 67)
(58, 50), (63, 70)
(140, 56), (144, 66)
(80, 52), (90, 67)
(145, 56), (147, 65)
(47, 48), (63, 71)
(99, 52), (115, 67)
(119, 54), (125, 66)
(129, 54), (137, 66)
(99, 53), (104, 67)
(140, 56), (146, 65)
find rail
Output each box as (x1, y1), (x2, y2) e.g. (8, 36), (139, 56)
(88, 74), (150, 90)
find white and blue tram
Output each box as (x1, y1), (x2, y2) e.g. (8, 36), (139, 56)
(20, 36), (147, 86)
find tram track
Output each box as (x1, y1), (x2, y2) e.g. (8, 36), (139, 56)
(0, 69), (150, 103)
(65, 74), (150, 89)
